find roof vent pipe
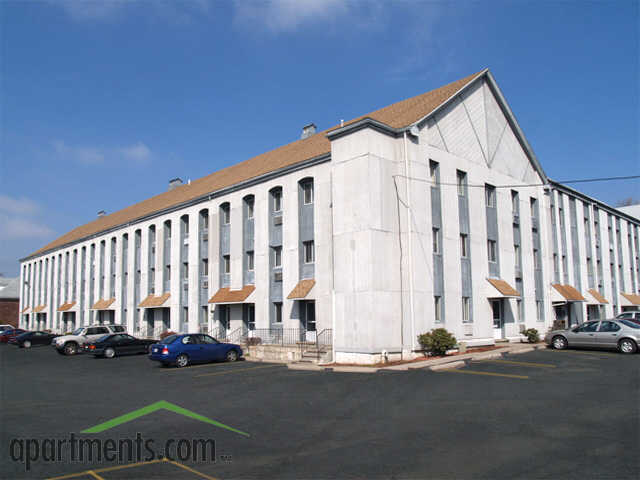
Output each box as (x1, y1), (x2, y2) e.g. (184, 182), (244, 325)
(301, 123), (317, 139)
(97, 210), (106, 217)
(168, 178), (183, 191)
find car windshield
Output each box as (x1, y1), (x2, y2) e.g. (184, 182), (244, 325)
(620, 320), (640, 329)
(162, 335), (178, 344)
(72, 328), (84, 335)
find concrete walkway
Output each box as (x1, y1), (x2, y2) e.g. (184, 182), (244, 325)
(287, 343), (548, 373)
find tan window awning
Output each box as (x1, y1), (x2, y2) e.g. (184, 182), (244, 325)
(551, 284), (586, 302)
(20, 306), (31, 314)
(91, 298), (116, 310)
(58, 301), (77, 312)
(138, 293), (171, 308)
(33, 305), (47, 313)
(287, 279), (316, 300)
(621, 292), (640, 306)
(585, 289), (608, 305)
(208, 286), (255, 304)
(486, 278), (520, 298)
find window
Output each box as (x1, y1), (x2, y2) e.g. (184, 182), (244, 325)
(456, 171), (466, 197)
(429, 160), (439, 185)
(485, 185), (496, 207)
(530, 198), (537, 219)
(516, 299), (523, 322)
(511, 190), (519, 213)
(221, 205), (230, 224)
(574, 321), (599, 333)
(273, 247), (282, 268)
(553, 254), (559, 273)
(274, 302), (282, 323)
(487, 240), (497, 263)
(247, 251), (254, 271)
(536, 300), (543, 321)
(432, 228), (440, 254)
(460, 234), (468, 258)
(202, 258), (208, 276)
(303, 182), (314, 205)
(461, 297), (470, 323)
(246, 198), (254, 219)
(533, 249), (539, 269)
(434, 296), (442, 323)
(223, 255), (230, 274)
(182, 262), (188, 279)
(514, 245), (520, 267)
(599, 321), (620, 333)
(273, 190), (282, 212)
(303, 241), (315, 263)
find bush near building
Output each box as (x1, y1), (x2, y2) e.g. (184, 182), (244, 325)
(521, 328), (540, 343)
(418, 328), (457, 356)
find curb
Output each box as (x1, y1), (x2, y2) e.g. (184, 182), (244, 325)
(429, 360), (466, 371)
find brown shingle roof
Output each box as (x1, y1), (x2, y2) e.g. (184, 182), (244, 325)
(208, 285), (255, 304)
(21, 306), (31, 314)
(33, 305), (47, 313)
(58, 301), (77, 312)
(587, 289), (608, 304)
(91, 298), (116, 310)
(29, 71), (485, 258)
(287, 279), (316, 299)
(138, 293), (171, 308)
(486, 278), (520, 297)
(551, 284), (586, 302)
(621, 292), (640, 306)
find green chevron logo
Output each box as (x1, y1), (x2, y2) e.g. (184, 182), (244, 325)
(81, 400), (250, 437)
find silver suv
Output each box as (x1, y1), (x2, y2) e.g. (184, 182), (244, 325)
(53, 325), (126, 355)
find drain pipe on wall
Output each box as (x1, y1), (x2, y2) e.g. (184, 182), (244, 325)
(403, 131), (416, 358)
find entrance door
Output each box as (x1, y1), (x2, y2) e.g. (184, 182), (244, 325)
(243, 304), (255, 332)
(587, 305), (600, 321)
(492, 300), (502, 339)
(303, 301), (316, 342)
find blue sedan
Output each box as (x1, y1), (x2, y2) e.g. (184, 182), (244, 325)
(148, 333), (243, 368)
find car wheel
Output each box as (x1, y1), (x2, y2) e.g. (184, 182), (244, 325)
(552, 336), (568, 350)
(176, 354), (189, 368)
(226, 349), (238, 362)
(64, 342), (78, 355)
(104, 347), (116, 359)
(618, 338), (637, 354)
(23, 340), (31, 349)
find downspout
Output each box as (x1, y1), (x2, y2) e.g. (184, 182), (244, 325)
(403, 131), (416, 356)
(330, 170), (336, 362)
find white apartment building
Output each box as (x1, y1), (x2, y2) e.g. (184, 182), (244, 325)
(19, 69), (640, 364)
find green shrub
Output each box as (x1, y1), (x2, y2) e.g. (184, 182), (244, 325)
(418, 328), (457, 356)
(521, 328), (540, 343)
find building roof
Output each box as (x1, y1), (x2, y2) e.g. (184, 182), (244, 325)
(587, 289), (608, 304)
(0, 277), (19, 300)
(26, 70), (485, 260)
(287, 279), (316, 299)
(486, 278), (520, 298)
(208, 285), (256, 304)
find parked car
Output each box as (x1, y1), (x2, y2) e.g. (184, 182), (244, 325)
(84, 333), (157, 358)
(52, 325), (126, 355)
(616, 311), (640, 325)
(148, 333), (243, 367)
(0, 324), (15, 333)
(0, 329), (27, 343)
(10, 331), (60, 348)
(545, 319), (640, 354)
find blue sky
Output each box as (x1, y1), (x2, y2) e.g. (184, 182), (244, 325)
(1, 0), (638, 276)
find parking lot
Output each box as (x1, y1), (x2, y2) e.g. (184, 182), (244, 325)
(1, 344), (638, 479)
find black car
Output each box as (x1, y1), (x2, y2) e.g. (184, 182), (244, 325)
(84, 333), (158, 358)
(10, 331), (59, 348)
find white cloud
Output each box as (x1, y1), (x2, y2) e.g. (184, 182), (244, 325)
(0, 214), (55, 239)
(49, 0), (212, 24)
(52, 139), (152, 166)
(53, 139), (105, 165)
(0, 195), (41, 216)
(119, 142), (152, 164)
(0, 195), (55, 241)
(233, 0), (356, 32)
